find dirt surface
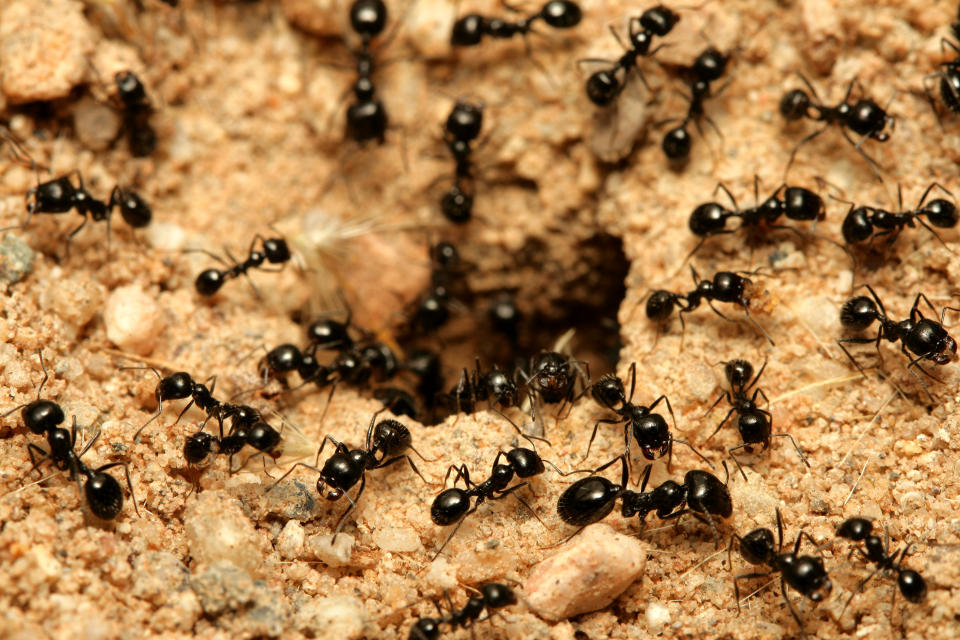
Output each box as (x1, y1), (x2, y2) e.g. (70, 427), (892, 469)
(1, 0), (959, 639)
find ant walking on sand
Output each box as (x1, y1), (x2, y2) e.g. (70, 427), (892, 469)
(581, 5), (680, 107)
(660, 46), (730, 162)
(451, 0), (582, 49)
(839, 183), (957, 249)
(583, 362), (711, 469)
(835, 517), (927, 614)
(408, 582), (518, 640)
(779, 74), (895, 179)
(268, 409), (432, 539)
(557, 455), (732, 547)
(703, 359), (810, 474)
(729, 508), (832, 637)
(193, 235), (291, 297)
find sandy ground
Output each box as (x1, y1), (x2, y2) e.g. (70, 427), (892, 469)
(1, 0), (959, 638)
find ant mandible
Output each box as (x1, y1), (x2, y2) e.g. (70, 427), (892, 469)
(703, 359), (810, 473)
(580, 5), (680, 107)
(840, 183), (958, 248)
(440, 100), (483, 224)
(268, 409), (432, 539)
(779, 75), (894, 179)
(661, 45), (730, 162)
(835, 517), (927, 615)
(451, 1), (582, 48)
(729, 508), (832, 637)
(114, 71), (157, 157)
(583, 362), (711, 469)
(556, 455), (732, 547)
(408, 582), (518, 640)
(194, 235), (291, 297)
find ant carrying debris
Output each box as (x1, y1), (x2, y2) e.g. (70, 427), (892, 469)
(838, 285), (958, 397)
(660, 46), (730, 162)
(839, 183), (957, 248)
(703, 359), (810, 473)
(581, 5), (680, 106)
(194, 235), (291, 297)
(584, 362), (711, 468)
(114, 71), (157, 157)
(440, 100), (483, 224)
(729, 509), (832, 637)
(779, 75), (895, 179)
(408, 582), (518, 640)
(835, 517), (927, 614)
(687, 179), (825, 258)
(430, 446), (576, 559)
(183, 415), (282, 473)
(451, 0), (582, 48)
(268, 410), (431, 538)
(25, 416), (140, 520)
(557, 455), (732, 547)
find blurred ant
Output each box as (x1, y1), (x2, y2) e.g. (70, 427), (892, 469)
(440, 100), (483, 224)
(26, 416), (139, 520)
(661, 46), (730, 162)
(584, 362), (711, 469)
(451, 0), (582, 49)
(580, 5), (680, 106)
(923, 5), (960, 119)
(268, 409), (431, 539)
(838, 286), (958, 386)
(839, 183), (957, 249)
(346, 0), (391, 144)
(114, 71), (157, 157)
(556, 455), (732, 547)
(488, 292), (521, 347)
(704, 359), (810, 474)
(687, 178), (825, 258)
(194, 235), (291, 297)
(780, 75), (895, 179)
(835, 517), (927, 615)
(373, 386), (420, 419)
(408, 582), (517, 640)
(430, 446), (578, 559)
(408, 241), (471, 335)
(729, 508), (832, 637)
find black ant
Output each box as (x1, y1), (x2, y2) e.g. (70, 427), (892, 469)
(408, 582), (517, 640)
(451, 0), (582, 48)
(924, 5), (960, 118)
(523, 350), (588, 408)
(26, 416), (139, 520)
(704, 359), (810, 473)
(580, 5), (680, 107)
(194, 234), (291, 297)
(2, 351), (65, 436)
(114, 71), (157, 157)
(440, 100), (483, 224)
(183, 416), (282, 473)
(430, 446), (574, 559)
(729, 509), (832, 637)
(488, 292), (521, 346)
(408, 241), (470, 335)
(473, 360), (520, 410)
(838, 285), (958, 395)
(687, 179), (825, 258)
(373, 386), (420, 419)
(268, 410), (431, 538)
(661, 45), (730, 162)
(584, 362), (711, 469)
(840, 183), (957, 248)
(556, 455), (732, 547)
(779, 75), (894, 179)
(835, 517), (927, 613)
(647, 267), (774, 345)
(346, 0), (390, 144)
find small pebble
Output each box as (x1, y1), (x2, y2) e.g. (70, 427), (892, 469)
(523, 523), (647, 620)
(72, 96), (120, 151)
(371, 525), (422, 553)
(295, 596), (366, 640)
(103, 285), (166, 356)
(131, 552), (190, 606)
(0, 234), (35, 286)
(183, 491), (263, 576)
(276, 521), (305, 560)
(306, 533), (354, 567)
(645, 601), (671, 632)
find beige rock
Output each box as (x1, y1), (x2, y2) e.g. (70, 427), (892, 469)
(800, 0), (843, 75)
(183, 491), (264, 576)
(0, 0), (96, 103)
(277, 520), (306, 559)
(295, 595), (366, 639)
(372, 525), (423, 553)
(281, 0), (347, 37)
(103, 285), (166, 356)
(72, 97), (121, 151)
(306, 532), (355, 567)
(523, 523), (647, 620)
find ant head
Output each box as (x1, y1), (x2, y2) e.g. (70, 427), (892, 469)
(23, 399), (65, 435)
(840, 295), (879, 331)
(247, 421), (281, 453)
(506, 447), (545, 478)
(159, 372), (195, 400)
(184, 432), (217, 464)
(737, 410), (771, 445)
(409, 617), (440, 640)
(662, 126), (692, 161)
(650, 479), (685, 509)
(308, 318), (351, 350)
(445, 101), (484, 142)
(779, 88), (811, 121)
(430, 241), (460, 269)
(430, 487), (470, 525)
(114, 70), (147, 106)
(265, 344), (302, 374)
(319, 450), (364, 499)
(586, 69), (621, 107)
(689, 202), (728, 237)
(645, 290), (679, 322)
(923, 198), (959, 228)
(557, 475), (621, 526)
(739, 527), (775, 564)
(481, 582), (517, 609)
(115, 188), (153, 228)
(590, 373), (625, 409)
(486, 370), (519, 406)
(346, 98), (387, 144)
(372, 419), (410, 454)
(489, 294), (521, 337)
(796, 557), (832, 601)
(633, 413), (670, 459)
(541, 0), (582, 29)
(490, 462), (516, 489)
(46, 425), (74, 457)
(640, 5), (680, 36)
(846, 99), (891, 138)
(836, 516), (873, 541)
(263, 237), (291, 263)
(840, 206), (874, 244)
(782, 186), (825, 221)
(723, 359), (754, 389)
(349, 0), (388, 40)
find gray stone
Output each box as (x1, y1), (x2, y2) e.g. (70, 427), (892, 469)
(0, 234), (35, 286)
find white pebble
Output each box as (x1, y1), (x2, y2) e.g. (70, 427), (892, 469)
(306, 533), (354, 567)
(277, 520), (305, 560)
(645, 601), (671, 632)
(183, 491), (263, 576)
(296, 596), (366, 640)
(103, 285), (166, 356)
(371, 526), (422, 553)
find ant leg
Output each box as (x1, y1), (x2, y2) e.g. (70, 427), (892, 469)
(375, 454), (435, 486)
(769, 433), (811, 468)
(783, 126), (828, 181)
(583, 418), (625, 461)
(95, 461), (141, 516)
(706, 406), (736, 442)
(670, 438), (714, 469)
(264, 461), (325, 492)
(780, 578), (808, 637)
(714, 182), (739, 210)
(494, 408), (550, 449)
(636, 461), (653, 492)
(331, 473), (365, 543)
(728, 452), (748, 481)
(431, 503), (480, 561)
(26, 442), (52, 479)
(840, 128), (885, 182)
(733, 571), (773, 616)
(648, 394), (677, 431)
